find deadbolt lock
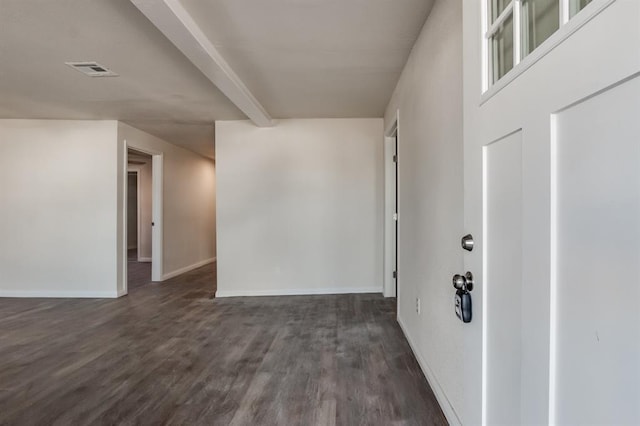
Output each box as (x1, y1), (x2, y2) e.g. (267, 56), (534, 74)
(461, 234), (474, 252)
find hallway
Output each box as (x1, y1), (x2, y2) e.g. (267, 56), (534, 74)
(127, 248), (151, 291)
(0, 265), (446, 425)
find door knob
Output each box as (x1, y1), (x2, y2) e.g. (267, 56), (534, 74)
(452, 271), (474, 292)
(453, 274), (466, 290)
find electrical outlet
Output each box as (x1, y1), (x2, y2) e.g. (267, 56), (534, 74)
(416, 297), (421, 315)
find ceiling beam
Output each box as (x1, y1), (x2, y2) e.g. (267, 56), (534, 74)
(131, 0), (273, 127)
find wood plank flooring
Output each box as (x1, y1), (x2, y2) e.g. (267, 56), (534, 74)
(0, 261), (447, 425)
(127, 248), (151, 291)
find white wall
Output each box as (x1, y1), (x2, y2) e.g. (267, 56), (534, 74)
(0, 120), (121, 297)
(118, 123), (216, 286)
(384, 0), (464, 424)
(215, 118), (383, 297)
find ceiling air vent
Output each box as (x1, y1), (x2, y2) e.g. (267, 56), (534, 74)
(65, 61), (118, 77)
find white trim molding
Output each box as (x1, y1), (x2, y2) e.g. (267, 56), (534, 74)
(215, 286), (382, 298)
(384, 113), (399, 299)
(161, 257), (216, 281)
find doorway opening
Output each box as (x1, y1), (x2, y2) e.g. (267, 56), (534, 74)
(122, 145), (163, 294)
(384, 114), (399, 310)
(127, 171), (139, 261)
(127, 149), (153, 291)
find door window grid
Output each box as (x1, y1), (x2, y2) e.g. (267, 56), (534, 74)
(485, 0), (594, 89)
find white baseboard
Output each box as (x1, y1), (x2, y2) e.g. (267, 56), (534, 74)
(138, 257), (152, 263)
(397, 315), (462, 426)
(0, 290), (121, 299)
(161, 257), (216, 281)
(215, 286), (382, 298)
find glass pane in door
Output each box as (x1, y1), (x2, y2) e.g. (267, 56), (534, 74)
(570, 0), (593, 17)
(521, 0), (560, 58)
(491, 14), (514, 83)
(491, 0), (512, 22)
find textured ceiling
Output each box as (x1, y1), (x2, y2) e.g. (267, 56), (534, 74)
(0, 0), (434, 158)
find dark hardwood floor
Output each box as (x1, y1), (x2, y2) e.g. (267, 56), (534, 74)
(0, 260), (447, 425)
(127, 248), (151, 291)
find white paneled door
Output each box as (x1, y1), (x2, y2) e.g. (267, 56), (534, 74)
(463, 0), (640, 424)
(552, 77), (640, 425)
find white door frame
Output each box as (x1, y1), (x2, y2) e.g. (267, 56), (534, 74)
(123, 142), (163, 289)
(384, 110), (399, 299)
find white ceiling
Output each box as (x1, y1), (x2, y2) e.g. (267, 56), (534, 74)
(0, 0), (244, 158)
(179, 0), (435, 118)
(0, 0), (434, 158)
